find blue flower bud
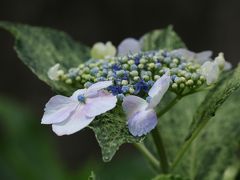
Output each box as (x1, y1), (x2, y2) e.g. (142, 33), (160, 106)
(131, 64), (138, 70)
(117, 94), (125, 101)
(121, 85), (129, 93)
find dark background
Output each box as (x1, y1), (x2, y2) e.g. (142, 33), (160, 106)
(0, 0), (239, 171)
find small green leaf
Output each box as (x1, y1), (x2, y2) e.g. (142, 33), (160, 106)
(141, 25), (186, 51)
(0, 21), (90, 95)
(89, 107), (144, 162)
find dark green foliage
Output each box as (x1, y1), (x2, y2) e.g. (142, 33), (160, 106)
(141, 26), (186, 51)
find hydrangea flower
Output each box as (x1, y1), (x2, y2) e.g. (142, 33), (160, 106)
(41, 81), (117, 136)
(91, 42), (116, 59)
(117, 38), (141, 56)
(122, 73), (171, 136)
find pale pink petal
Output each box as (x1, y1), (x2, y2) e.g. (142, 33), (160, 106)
(118, 38), (141, 56)
(85, 91), (117, 117)
(41, 95), (78, 124)
(52, 106), (94, 136)
(122, 95), (148, 118)
(70, 89), (87, 101)
(86, 81), (112, 97)
(148, 74), (171, 109)
(128, 109), (157, 137)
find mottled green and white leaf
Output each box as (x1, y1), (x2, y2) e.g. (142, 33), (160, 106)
(141, 26), (186, 51)
(89, 107), (143, 162)
(0, 21), (90, 95)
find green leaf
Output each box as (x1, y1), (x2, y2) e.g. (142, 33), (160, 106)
(187, 66), (240, 141)
(0, 21), (90, 95)
(141, 25), (186, 51)
(157, 67), (240, 179)
(89, 107), (143, 162)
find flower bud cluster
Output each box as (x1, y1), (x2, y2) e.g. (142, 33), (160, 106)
(49, 50), (207, 99)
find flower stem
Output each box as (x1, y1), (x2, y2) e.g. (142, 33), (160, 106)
(134, 143), (160, 171)
(157, 96), (182, 117)
(171, 117), (209, 169)
(152, 96), (182, 173)
(151, 128), (169, 173)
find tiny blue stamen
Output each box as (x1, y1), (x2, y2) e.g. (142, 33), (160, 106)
(78, 95), (86, 103)
(108, 85), (123, 95)
(134, 80), (149, 94)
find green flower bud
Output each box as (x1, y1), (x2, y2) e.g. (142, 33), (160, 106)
(172, 83), (178, 89)
(148, 63), (155, 69)
(129, 87), (135, 94)
(143, 75), (150, 81)
(122, 80), (128, 85)
(133, 76), (140, 81)
(140, 58), (147, 64)
(122, 64), (129, 70)
(186, 79), (194, 86)
(65, 79), (72, 84)
(180, 83), (185, 88)
(76, 76), (81, 81)
(154, 75), (160, 80)
(173, 58), (179, 64)
(138, 64), (144, 69)
(130, 70), (139, 76)
(128, 60), (135, 65)
(91, 41), (116, 59)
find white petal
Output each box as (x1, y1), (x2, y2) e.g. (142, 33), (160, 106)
(52, 106), (94, 136)
(171, 49), (212, 64)
(200, 61), (220, 85)
(122, 95), (148, 118)
(171, 49), (195, 60)
(196, 51), (213, 64)
(41, 95), (78, 124)
(70, 89), (87, 101)
(224, 61), (232, 71)
(148, 73), (171, 109)
(86, 81), (112, 97)
(85, 91), (117, 117)
(48, 64), (60, 80)
(128, 109), (158, 137)
(118, 38), (141, 56)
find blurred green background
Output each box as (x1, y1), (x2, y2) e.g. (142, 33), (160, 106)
(0, 96), (155, 179)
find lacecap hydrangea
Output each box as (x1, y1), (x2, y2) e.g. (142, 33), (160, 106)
(44, 38), (230, 137)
